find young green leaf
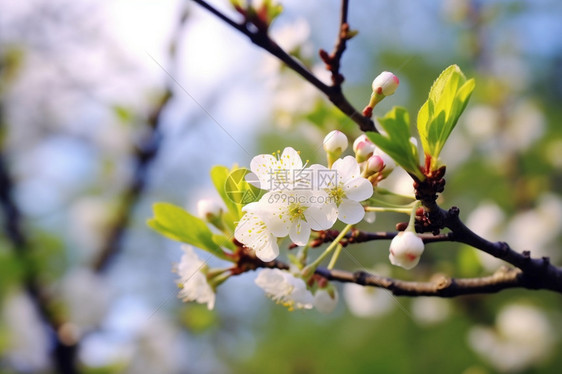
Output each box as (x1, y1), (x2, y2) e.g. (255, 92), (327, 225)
(366, 106), (425, 181)
(147, 202), (228, 260)
(210, 166), (240, 232)
(417, 65), (475, 171)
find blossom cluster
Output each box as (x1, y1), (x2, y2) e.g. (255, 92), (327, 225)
(234, 141), (374, 262)
(173, 128), (428, 312)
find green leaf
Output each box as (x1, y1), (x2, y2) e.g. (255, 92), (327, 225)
(210, 165), (263, 231)
(210, 166), (241, 232)
(417, 65), (475, 170)
(147, 202), (228, 259)
(212, 234), (236, 251)
(366, 107), (425, 180)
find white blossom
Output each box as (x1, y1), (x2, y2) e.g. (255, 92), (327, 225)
(255, 189), (338, 245)
(411, 298), (451, 326)
(468, 303), (555, 372)
(313, 288), (339, 313)
(255, 269), (314, 310)
(248, 146), (304, 190)
(311, 156), (373, 224)
(234, 203), (279, 261)
(343, 283), (394, 318)
(176, 246), (215, 310)
(389, 231), (425, 269)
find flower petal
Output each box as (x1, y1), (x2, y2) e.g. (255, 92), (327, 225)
(289, 219), (311, 246)
(337, 199), (365, 224)
(332, 155), (361, 182)
(343, 177), (373, 201)
(304, 200), (338, 230)
(250, 154), (278, 189)
(280, 147), (303, 170)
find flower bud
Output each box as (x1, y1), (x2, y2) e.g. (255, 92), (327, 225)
(323, 130), (348, 154)
(353, 135), (375, 162)
(197, 199), (226, 232)
(365, 155), (385, 175)
(353, 134), (370, 152)
(197, 199), (223, 221)
(372, 148), (395, 178)
(323, 130), (348, 167)
(372, 71), (399, 96)
(363, 72), (400, 117)
(389, 231), (424, 269)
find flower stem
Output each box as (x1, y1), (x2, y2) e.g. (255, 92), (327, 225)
(297, 244), (310, 268)
(375, 187), (416, 200)
(365, 206), (412, 214)
(302, 224), (353, 277)
(327, 243), (343, 270)
(406, 200), (421, 232)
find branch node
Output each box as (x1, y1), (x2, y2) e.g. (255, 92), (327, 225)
(448, 206), (460, 217)
(354, 270), (369, 285)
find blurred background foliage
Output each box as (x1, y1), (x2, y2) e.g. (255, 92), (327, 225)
(1, 0), (562, 373)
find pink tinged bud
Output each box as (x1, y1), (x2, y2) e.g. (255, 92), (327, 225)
(366, 155), (385, 174)
(389, 231), (424, 270)
(354, 141), (376, 163)
(353, 134), (371, 152)
(372, 71), (399, 96)
(323, 130), (348, 154)
(373, 148), (395, 175)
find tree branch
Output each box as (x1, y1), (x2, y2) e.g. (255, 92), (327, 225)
(190, 0), (377, 132)
(319, 0), (351, 87)
(0, 88), (79, 373)
(308, 228), (451, 247)
(237, 251), (555, 297)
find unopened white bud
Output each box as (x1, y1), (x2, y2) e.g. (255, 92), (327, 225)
(323, 130), (348, 155)
(372, 71), (399, 96)
(389, 231), (424, 269)
(197, 199), (223, 221)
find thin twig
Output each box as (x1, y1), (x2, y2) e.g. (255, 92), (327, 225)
(190, 0), (376, 132)
(319, 0), (351, 87)
(240, 253), (560, 296)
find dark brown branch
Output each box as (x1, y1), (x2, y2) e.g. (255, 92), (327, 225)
(0, 87), (79, 373)
(444, 207), (562, 292)
(238, 252), (552, 297)
(309, 228), (451, 247)
(319, 0), (352, 87)
(190, 0), (377, 133)
(93, 6), (189, 272)
(317, 266), (527, 296)
(414, 194), (562, 293)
